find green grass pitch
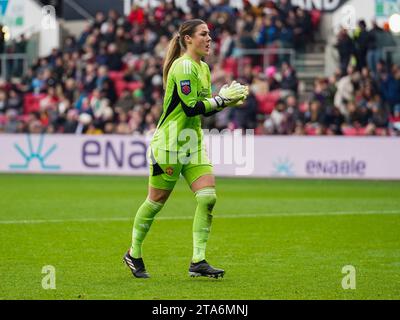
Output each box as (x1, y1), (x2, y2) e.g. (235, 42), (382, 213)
(0, 174), (399, 300)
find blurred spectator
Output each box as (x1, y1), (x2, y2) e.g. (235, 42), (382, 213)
(379, 68), (400, 113)
(324, 106), (344, 135)
(367, 22), (383, 75)
(7, 89), (23, 113)
(264, 99), (289, 134)
(105, 43), (123, 71)
(219, 29), (235, 60)
(128, 4), (145, 27)
(379, 22), (397, 66)
(304, 100), (325, 134)
(0, 6), (397, 137)
(334, 68), (360, 117)
(335, 28), (355, 77)
(115, 88), (135, 114)
(13, 35), (27, 77)
(63, 109), (79, 133)
(4, 109), (21, 133)
(0, 89), (8, 113)
(353, 20), (369, 71)
(280, 62), (298, 94)
(229, 90), (257, 130)
(96, 65), (117, 104)
(293, 7), (312, 51)
(285, 94), (303, 133)
(0, 24), (5, 54)
(311, 78), (334, 107)
(265, 66), (280, 91)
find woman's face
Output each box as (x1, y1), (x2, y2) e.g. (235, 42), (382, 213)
(186, 24), (212, 57)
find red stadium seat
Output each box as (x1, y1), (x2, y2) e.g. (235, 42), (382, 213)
(375, 128), (388, 136)
(114, 80), (143, 97)
(254, 126), (265, 135)
(389, 115), (400, 123)
(222, 57), (238, 77)
(357, 127), (367, 135)
(134, 59), (145, 71)
(108, 71), (125, 82)
(17, 114), (30, 123)
(23, 93), (46, 114)
(305, 124), (317, 135)
(255, 90), (281, 114)
(342, 127), (358, 136)
(115, 80), (134, 97)
(127, 81), (142, 91)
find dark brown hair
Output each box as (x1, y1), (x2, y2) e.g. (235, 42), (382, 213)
(162, 19), (206, 87)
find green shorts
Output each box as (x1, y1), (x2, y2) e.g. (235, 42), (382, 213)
(148, 147), (213, 190)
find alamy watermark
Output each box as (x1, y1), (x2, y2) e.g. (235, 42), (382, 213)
(151, 122), (255, 175)
(207, 128), (255, 175)
(333, 5), (357, 33)
(341, 265), (356, 290)
(41, 265), (56, 290)
(41, 5), (57, 30)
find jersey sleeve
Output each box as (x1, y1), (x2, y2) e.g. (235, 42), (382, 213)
(172, 59), (214, 116)
(203, 64), (218, 117)
(206, 64), (212, 98)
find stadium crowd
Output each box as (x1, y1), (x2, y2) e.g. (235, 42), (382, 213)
(0, 0), (399, 136)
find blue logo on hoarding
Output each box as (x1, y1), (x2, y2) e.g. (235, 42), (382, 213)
(272, 157), (295, 176)
(0, 0), (9, 15)
(9, 134), (61, 170)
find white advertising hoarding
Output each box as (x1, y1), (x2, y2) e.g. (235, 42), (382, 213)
(0, 134), (399, 180)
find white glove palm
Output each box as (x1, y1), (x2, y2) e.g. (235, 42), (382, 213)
(218, 81), (248, 107)
(233, 82), (249, 106)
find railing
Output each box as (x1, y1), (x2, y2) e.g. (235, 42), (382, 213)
(0, 54), (29, 80)
(236, 48), (296, 76)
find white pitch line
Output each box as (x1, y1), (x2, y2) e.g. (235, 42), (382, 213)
(0, 210), (399, 225)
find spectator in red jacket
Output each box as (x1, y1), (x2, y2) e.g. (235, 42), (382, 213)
(128, 4), (145, 27)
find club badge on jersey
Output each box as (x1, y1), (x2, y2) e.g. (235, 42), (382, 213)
(180, 80), (191, 95)
(165, 166), (174, 176)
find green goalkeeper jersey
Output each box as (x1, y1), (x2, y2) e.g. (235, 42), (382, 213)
(151, 54), (215, 153)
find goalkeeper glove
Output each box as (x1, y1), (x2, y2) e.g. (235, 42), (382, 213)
(206, 81), (248, 111)
(227, 81), (249, 107)
(214, 81), (247, 108)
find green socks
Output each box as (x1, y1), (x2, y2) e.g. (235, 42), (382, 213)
(192, 188), (217, 263)
(131, 188), (217, 263)
(130, 198), (164, 258)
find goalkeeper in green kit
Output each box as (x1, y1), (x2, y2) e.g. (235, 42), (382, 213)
(123, 19), (249, 279)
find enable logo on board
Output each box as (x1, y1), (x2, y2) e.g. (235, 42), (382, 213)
(306, 158), (366, 177)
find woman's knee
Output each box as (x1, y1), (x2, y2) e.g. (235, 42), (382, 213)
(148, 186), (172, 204)
(195, 188), (217, 212)
(191, 174), (215, 193)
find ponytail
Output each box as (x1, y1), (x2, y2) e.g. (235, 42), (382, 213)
(163, 35), (182, 88)
(162, 19), (206, 88)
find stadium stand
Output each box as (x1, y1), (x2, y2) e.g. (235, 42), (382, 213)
(0, 0), (399, 136)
